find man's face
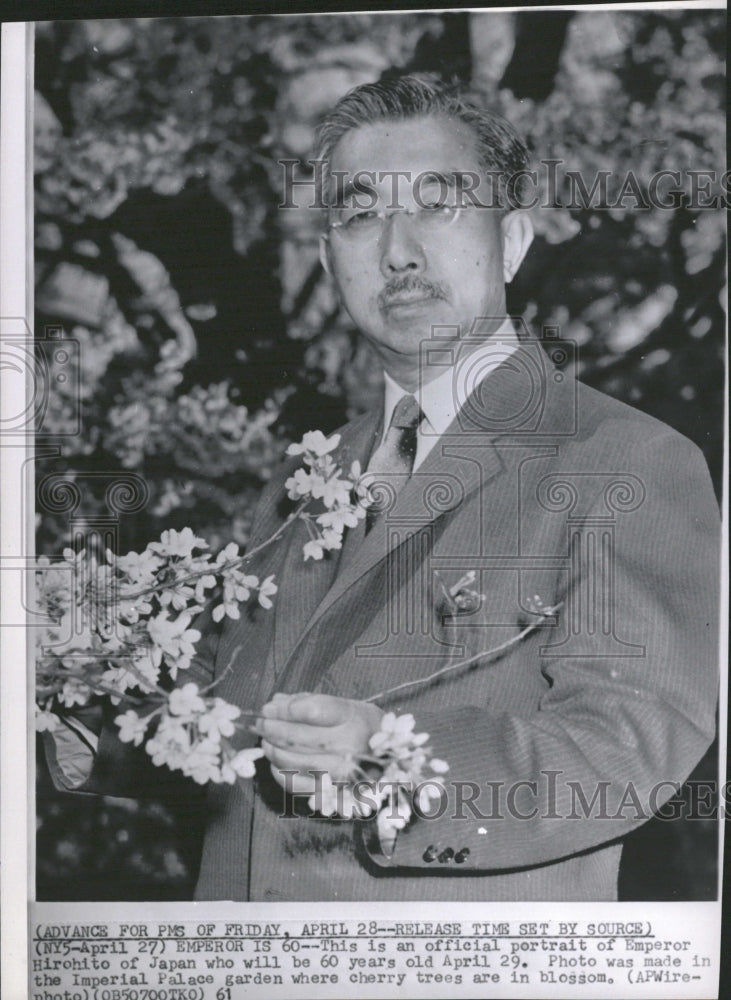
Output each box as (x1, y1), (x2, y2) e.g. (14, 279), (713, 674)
(320, 114), (531, 386)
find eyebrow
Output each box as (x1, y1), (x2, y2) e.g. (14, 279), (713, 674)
(420, 171), (482, 196)
(329, 169), (475, 211)
(420, 171), (460, 186)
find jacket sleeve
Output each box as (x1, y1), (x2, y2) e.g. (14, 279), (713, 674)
(41, 602), (223, 800)
(365, 430), (720, 872)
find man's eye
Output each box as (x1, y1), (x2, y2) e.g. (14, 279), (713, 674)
(344, 210), (380, 229)
(419, 186), (458, 214)
(419, 202), (458, 223)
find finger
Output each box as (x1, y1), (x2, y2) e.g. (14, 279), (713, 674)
(259, 692), (298, 719)
(285, 693), (353, 727)
(258, 717), (348, 753)
(261, 740), (345, 777)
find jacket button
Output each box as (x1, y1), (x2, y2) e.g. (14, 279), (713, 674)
(438, 847), (454, 863)
(422, 845), (438, 862)
(455, 847), (471, 864)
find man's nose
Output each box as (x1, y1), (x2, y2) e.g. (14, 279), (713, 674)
(379, 211), (426, 277)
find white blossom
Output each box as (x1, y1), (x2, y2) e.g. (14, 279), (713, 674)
(310, 473), (353, 509)
(286, 430), (340, 457)
(35, 708), (58, 732)
(215, 541), (240, 565)
(114, 548), (162, 585)
(285, 468), (316, 500)
(194, 573), (218, 603)
(146, 719), (190, 771)
(58, 677), (92, 709)
(257, 575), (278, 609)
(114, 709), (150, 746)
(167, 682), (206, 717)
(158, 581), (197, 612)
(302, 529), (342, 561)
(303, 539), (326, 561)
(227, 746), (265, 780)
(182, 738), (222, 784)
(198, 698), (240, 741)
(317, 506), (362, 534)
(369, 712), (428, 754)
(429, 757), (449, 774)
(147, 613), (201, 676)
(116, 595), (153, 625)
(149, 527), (208, 559)
(376, 793), (411, 843)
(213, 565), (262, 621)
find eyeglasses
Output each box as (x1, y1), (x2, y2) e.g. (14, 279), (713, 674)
(327, 202), (465, 243)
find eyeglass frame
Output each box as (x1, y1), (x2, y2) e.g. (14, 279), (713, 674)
(327, 200), (471, 235)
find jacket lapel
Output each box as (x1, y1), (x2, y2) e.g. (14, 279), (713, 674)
(285, 336), (560, 651)
(270, 407), (382, 672)
(275, 335), (577, 681)
(300, 434), (505, 637)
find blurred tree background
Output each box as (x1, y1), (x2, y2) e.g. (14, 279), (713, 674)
(34, 10), (725, 901)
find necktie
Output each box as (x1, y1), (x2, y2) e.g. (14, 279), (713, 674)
(364, 394), (422, 532)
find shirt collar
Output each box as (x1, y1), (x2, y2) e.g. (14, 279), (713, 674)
(382, 317), (520, 437)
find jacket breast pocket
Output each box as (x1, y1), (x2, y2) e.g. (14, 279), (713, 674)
(428, 566), (560, 711)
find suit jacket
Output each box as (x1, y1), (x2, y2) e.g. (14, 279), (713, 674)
(182, 338), (720, 900)
(48, 338), (720, 901)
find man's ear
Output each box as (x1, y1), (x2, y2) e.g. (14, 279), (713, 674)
(500, 210), (534, 283)
(319, 233), (333, 277)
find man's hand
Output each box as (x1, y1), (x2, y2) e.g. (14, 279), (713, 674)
(258, 692), (383, 795)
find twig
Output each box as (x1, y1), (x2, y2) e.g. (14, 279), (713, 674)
(365, 606), (562, 705)
(37, 667), (160, 707)
(196, 642), (243, 696)
(103, 502), (308, 604)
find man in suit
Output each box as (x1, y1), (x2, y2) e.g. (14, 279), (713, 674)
(47, 74), (719, 902)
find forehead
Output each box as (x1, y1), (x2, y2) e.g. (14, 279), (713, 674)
(328, 114), (482, 179)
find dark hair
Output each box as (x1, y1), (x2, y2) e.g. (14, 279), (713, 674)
(314, 72), (529, 209)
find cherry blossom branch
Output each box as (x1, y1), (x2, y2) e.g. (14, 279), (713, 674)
(39, 640), (171, 696)
(103, 503), (308, 604)
(365, 605), (562, 705)
(195, 642), (242, 696)
(36, 667), (160, 707)
(37, 430), (554, 816)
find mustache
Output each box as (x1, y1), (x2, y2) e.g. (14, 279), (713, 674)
(378, 275), (448, 308)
